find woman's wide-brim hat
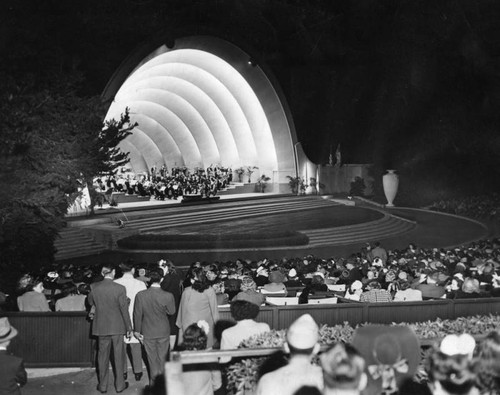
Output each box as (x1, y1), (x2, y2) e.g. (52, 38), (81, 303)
(351, 325), (420, 395)
(269, 270), (286, 284)
(0, 317), (18, 343)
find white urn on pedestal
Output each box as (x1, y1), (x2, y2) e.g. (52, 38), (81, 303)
(382, 169), (399, 207)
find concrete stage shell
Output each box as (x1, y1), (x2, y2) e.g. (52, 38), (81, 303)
(103, 36), (314, 191)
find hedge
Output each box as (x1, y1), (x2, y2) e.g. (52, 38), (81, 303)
(117, 230), (309, 250)
(226, 314), (500, 395)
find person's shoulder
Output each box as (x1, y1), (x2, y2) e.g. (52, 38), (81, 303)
(258, 368), (279, 385)
(136, 288), (148, 297)
(0, 351), (24, 364)
(132, 277), (147, 287)
(111, 280), (127, 292)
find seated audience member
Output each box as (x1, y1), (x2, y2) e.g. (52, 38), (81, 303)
(179, 321), (222, 395)
(425, 334), (479, 395)
(0, 317), (27, 395)
(223, 276), (242, 300)
(298, 274), (329, 304)
(212, 281), (229, 306)
(361, 270), (377, 286)
(393, 280), (423, 302)
(475, 330), (500, 394)
(414, 272), (446, 300)
(344, 262), (364, 283)
(255, 264), (270, 287)
(490, 272), (500, 297)
(261, 270), (287, 294)
(232, 276), (266, 306)
(445, 275), (465, 299)
(285, 268), (303, 288)
(54, 282), (87, 311)
(319, 343), (367, 395)
(256, 314), (323, 395)
(352, 325), (421, 395)
(359, 280), (392, 303)
(17, 276), (51, 312)
(221, 300), (270, 351)
(344, 280), (364, 301)
(454, 277), (487, 299)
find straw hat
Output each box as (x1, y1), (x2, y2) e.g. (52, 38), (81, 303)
(0, 317), (18, 343)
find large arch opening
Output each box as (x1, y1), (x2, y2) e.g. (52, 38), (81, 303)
(103, 36), (309, 191)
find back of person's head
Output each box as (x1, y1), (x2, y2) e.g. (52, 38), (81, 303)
(240, 276), (257, 291)
(427, 334), (478, 395)
(60, 282), (77, 297)
(148, 269), (163, 284)
(119, 261), (134, 273)
(293, 386), (323, 395)
(311, 275), (325, 286)
(269, 270), (286, 284)
(462, 278), (480, 294)
(182, 321), (208, 351)
(101, 265), (115, 278)
(321, 343), (367, 393)
(191, 267), (210, 292)
(286, 314), (320, 356)
(399, 280), (411, 291)
(17, 274), (35, 293)
(77, 283), (90, 296)
(367, 280), (381, 290)
(230, 300), (260, 321)
(474, 330), (500, 392)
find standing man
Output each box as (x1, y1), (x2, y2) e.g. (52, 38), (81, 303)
(0, 317), (27, 395)
(114, 262), (147, 382)
(371, 241), (388, 266)
(134, 269), (176, 387)
(88, 265), (132, 394)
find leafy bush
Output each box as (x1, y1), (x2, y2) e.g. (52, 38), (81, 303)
(117, 230), (309, 250)
(225, 315), (500, 394)
(349, 176), (366, 197)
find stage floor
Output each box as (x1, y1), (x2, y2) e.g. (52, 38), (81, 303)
(59, 194), (489, 267)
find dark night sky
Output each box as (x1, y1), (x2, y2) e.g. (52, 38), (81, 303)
(2, 0), (500, 194)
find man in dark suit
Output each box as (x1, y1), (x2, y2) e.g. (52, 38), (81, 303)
(88, 265), (133, 393)
(0, 317), (27, 395)
(133, 269), (176, 387)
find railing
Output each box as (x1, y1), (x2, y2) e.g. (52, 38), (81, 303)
(3, 297), (500, 367)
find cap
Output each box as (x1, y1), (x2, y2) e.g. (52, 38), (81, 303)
(287, 314), (319, 349)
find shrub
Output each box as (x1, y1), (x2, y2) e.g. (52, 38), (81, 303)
(117, 230), (309, 250)
(349, 176), (366, 196)
(225, 315), (500, 394)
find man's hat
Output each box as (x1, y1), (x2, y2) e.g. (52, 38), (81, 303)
(351, 325), (420, 395)
(0, 317), (18, 343)
(287, 314), (319, 349)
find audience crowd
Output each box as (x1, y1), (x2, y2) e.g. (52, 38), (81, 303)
(2, 237), (500, 394)
(429, 193), (500, 221)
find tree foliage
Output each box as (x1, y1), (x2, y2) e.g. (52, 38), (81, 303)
(0, 74), (134, 291)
